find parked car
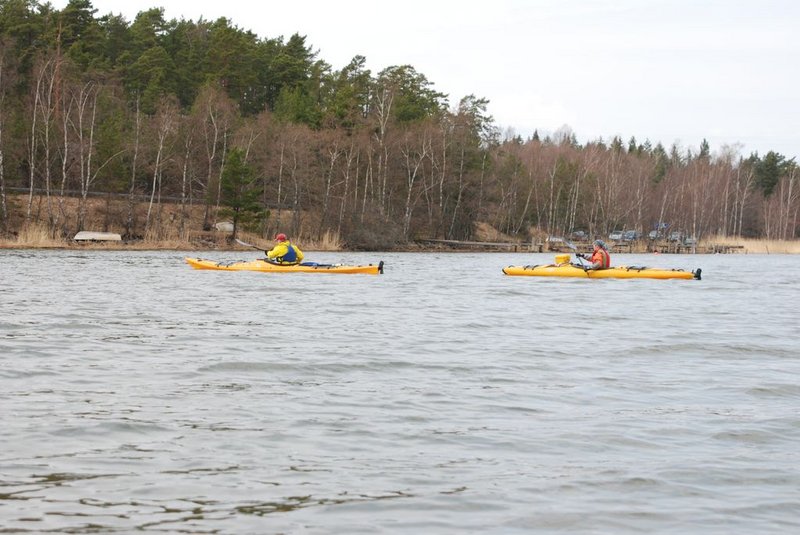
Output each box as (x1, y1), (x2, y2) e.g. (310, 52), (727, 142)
(648, 230), (663, 240)
(570, 230), (588, 241)
(668, 231), (684, 242)
(608, 230), (624, 241)
(622, 230), (642, 241)
(683, 236), (697, 246)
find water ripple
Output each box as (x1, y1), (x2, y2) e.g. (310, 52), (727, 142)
(2, 251), (800, 533)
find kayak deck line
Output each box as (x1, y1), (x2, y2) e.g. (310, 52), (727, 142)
(185, 257), (384, 275)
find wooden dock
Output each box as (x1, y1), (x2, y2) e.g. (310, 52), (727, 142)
(647, 242), (745, 254)
(705, 244), (745, 254)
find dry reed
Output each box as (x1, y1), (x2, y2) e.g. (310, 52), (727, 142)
(11, 222), (66, 248)
(313, 230), (343, 251)
(701, 235), (800, 254)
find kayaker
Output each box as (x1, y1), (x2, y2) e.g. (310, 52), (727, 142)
(265, 233), (304, 265)
(576, 239), (610, 270)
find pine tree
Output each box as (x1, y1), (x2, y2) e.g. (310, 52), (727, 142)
(219, 147), (263, 239)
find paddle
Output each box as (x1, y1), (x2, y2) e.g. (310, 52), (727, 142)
(563, 238), (591, 270)
(574, 255), (589, 270)
(236, 237), (276, 262)
(235, 238), (264, 252)
(553, 237), (588, 268)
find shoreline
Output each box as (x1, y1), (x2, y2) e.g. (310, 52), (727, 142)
(2, 240), (799, 254)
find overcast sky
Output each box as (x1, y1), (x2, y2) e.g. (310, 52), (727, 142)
(52, 0), (799, 159)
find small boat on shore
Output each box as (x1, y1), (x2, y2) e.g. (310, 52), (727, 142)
(503, 254), (700, 280)
(185, 257), (384, 275)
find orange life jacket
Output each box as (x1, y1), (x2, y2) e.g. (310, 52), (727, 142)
(591, 247), (610, 269)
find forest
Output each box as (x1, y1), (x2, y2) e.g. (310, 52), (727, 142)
(0, 0), (798, 249)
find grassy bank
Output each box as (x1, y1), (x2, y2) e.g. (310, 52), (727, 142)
(0, 193), (347, 251)
(0, 221), (345, 252)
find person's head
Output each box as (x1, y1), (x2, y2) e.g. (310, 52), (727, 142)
(275, 233), (288, 242)
(593, 239), (606, 250)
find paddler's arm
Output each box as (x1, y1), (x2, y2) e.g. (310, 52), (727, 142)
(266, 244), (287, 260)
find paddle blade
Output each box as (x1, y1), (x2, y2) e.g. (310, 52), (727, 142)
(235, 238), (258, 249)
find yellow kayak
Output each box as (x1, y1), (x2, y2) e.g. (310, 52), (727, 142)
(503, 255), (700, 280)
(185, 257), (384, 275)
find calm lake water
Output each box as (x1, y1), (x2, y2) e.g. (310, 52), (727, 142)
(1, 250), (799, 533)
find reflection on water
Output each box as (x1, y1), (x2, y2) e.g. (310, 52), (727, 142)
(1, 250), (799, 533)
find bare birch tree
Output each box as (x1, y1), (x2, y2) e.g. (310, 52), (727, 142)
(195, 85), (236, 230)
(338, 138), (360, 236)
(0, 46), (9, 232)
(33, 56), (59, 231)
(55, 71), (75, 236)
(734, 165), (755, 237)
(124, 95), (141, 238)
(778, 165), (798, 240)
(372, 86), (393, 216)
(400, 126), (432, 237)
(317, 133), (341, 236)
(69, 81), (123, 232)
(145, 98), (178, 236)
(26, 57), (48, 221)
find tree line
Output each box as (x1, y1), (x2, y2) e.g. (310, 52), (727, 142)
(0, 0), (797, 248)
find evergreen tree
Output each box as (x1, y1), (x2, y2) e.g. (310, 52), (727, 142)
(651, 143), (668, 183)
(127, 45), (177, 114)
(97, 13), (132, 69)
(267, 33), (315, 111)
(163, 18), (207, 109)
(0, 0), (53, 78)
(205, 18), (260, 114)
(219, 147), (263, 239)
(754, 151), (791, 197)
(375, 65), (446, 123)
(698, 138), (710, 160)
(60, 0), (104, 70)
(325, 55), (371, 129)
(669, 143), (684, 166)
